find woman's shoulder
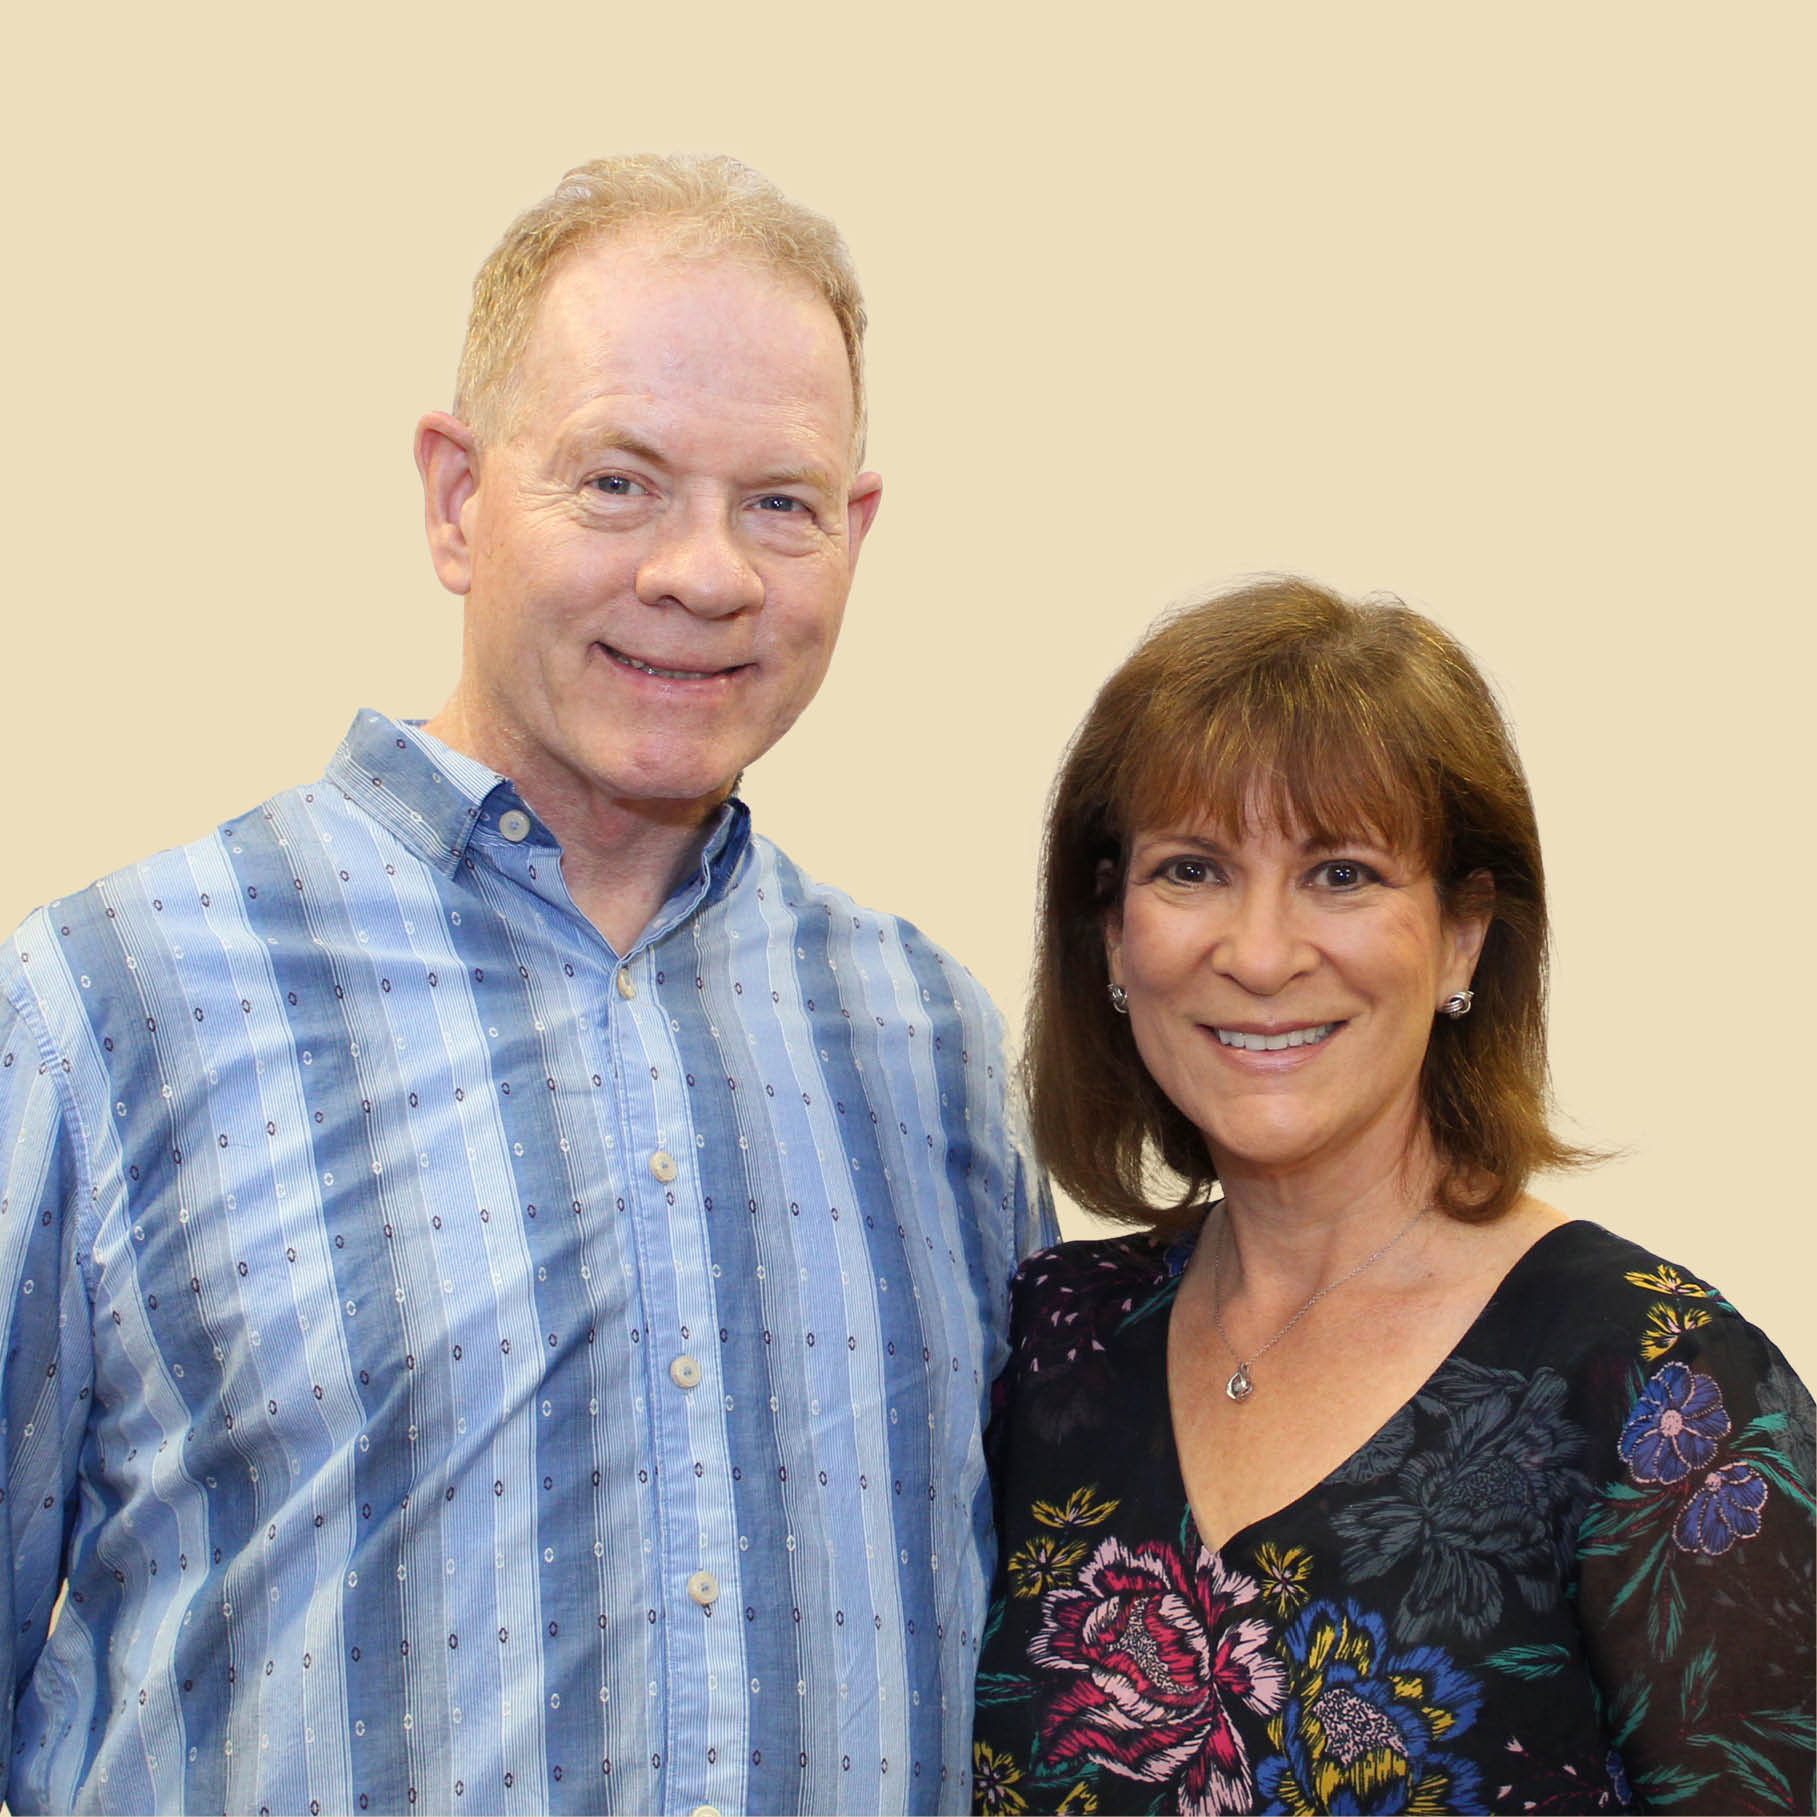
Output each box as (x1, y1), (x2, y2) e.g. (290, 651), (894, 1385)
(1500, 1217), (1760, 1343)
(1010, 1227), (1192, 1315)
(1005, 1227), (1192, 1369)
(1484, 1218), (1811, 1438)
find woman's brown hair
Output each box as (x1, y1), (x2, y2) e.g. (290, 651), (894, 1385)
(1028, 575), (1596, 1233)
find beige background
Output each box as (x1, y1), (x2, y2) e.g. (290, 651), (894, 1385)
(4, 5), (1811, 1386)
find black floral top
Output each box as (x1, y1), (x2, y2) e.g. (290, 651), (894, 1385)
(972, 1221), (1815, 1815)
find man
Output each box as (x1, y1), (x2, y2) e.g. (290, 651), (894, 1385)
(0, 156), (1051, 1815)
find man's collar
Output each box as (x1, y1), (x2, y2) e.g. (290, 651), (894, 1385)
(324, 711), (749, 898)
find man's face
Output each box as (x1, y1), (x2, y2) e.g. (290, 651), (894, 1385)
(426, 236), (879, 829)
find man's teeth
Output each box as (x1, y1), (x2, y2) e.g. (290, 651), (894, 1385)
(1214, 1023), (1338, 1052)
(609, 648), (717, 681)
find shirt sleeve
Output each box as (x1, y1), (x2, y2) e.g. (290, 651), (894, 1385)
(0, 990), (95, 1797)
(1006, 1104), (1059, 1267)
(1574, 1307), (1816, 1813)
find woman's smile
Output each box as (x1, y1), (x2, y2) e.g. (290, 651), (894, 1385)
(1107, 815), (1487, 1190)
(1208, 1020), (1343, 1053)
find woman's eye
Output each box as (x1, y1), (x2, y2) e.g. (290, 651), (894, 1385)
(590, 474), (643, 496)
(1158, 856), (1213, 886)
(1313, 859), (1376, 889)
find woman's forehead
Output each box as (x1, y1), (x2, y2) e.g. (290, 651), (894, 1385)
(1128, 770), (1422, 851)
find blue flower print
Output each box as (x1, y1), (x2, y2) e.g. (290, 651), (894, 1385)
(1675, 1461), (1768, 1555)
(1619, 1361), (1729, 1485)
(1255, 1599), (1486, 1814)
(1605, 1747), (1632, 1806)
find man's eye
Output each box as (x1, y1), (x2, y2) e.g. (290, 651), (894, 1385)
(591, 474), (642, 496)
(755, 494), (805, 513)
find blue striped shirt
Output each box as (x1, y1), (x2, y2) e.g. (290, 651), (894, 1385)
(0, 710), (1053, 1816)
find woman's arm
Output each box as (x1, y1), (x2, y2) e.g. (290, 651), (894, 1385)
(1576, 1306), (1815, 1812)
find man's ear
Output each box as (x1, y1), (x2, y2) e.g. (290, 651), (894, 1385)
(845, 470), (883, 568)
(415, 412), (482, 597)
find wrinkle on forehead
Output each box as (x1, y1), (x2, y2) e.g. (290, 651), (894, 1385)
(507, 239), (856, 452)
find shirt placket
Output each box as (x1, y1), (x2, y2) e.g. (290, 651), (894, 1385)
(605, 944), (746, 1817)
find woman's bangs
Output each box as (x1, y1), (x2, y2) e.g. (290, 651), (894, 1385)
(1118, 691), (1436, 863)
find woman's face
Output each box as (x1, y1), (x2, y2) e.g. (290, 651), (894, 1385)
(1105, 813), (1488, 1195)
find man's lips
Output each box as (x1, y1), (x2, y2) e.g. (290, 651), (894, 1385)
(599, 642), (746, 681)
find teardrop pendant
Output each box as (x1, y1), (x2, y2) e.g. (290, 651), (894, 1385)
(1226, 1363), (1254, 1402)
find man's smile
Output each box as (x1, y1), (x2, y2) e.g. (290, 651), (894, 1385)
(600, 642), (747, 682)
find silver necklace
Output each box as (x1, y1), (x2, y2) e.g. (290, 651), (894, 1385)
(1210, 1204), (1428, 1402)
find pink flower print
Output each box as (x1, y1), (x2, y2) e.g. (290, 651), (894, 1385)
(1029, 1538), (1284, 1815)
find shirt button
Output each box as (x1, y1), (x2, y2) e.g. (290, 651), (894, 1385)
(691, 1807), (724, 1817)
(616, 968), (637, 999)
(686, 1570), (719, 1607)
(498, 809), (531, 843)
(669, 1354), (702, 1390)
(649, 1150), (678, 1184)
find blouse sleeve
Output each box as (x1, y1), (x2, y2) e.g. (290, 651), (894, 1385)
(1574, 1306), (1815, 1813)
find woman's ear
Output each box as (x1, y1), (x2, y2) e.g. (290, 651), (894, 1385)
(1444, 869), (1495, 990)
(1098, 858), (1123, 986)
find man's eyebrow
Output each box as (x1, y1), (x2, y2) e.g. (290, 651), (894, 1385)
(751, 463), (843, 498)
(557, 425), (669, 466)
(552, 431), (841, 498)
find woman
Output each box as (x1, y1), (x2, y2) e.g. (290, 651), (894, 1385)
(972, 578), (1814, 1815)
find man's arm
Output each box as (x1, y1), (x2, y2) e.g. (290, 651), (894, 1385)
(0, 983), (95, 1804)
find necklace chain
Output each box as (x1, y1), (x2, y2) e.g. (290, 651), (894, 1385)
(1210, 1203), (1428, 1403)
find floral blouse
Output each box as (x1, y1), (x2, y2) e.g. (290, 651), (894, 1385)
(971, 1221), (1815, 1814)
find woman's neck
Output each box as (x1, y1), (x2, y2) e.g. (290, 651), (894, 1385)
(1210, 1133), (1442, 1301)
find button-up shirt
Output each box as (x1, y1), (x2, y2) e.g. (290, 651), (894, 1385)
(0, 711), (1053, 1815)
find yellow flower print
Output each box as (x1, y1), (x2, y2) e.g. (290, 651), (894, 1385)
(1253, 1541), (1316, 1615)
(1055, 1782), (1099, 1813)
(1007, 1532), (1088, 1597)
(1626, 1263), (1714, 1298)
(973, 1740), (1029, 1814)
(1031, 1485), (1121, 1532)
(1641, 1300), (1715, 1361)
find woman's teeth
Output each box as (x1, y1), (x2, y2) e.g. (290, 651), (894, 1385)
(1213, 1023), (1338, 1051)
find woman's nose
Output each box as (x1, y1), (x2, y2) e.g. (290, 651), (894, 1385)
(1209, 888), (1316, 995)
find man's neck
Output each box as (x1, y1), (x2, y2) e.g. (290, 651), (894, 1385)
(418, 705), (726, 957)
(558, 813), (720, 957)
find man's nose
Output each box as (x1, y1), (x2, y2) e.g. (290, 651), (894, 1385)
(1210, 889), (1316, 995)
(634, 504), (764, 618)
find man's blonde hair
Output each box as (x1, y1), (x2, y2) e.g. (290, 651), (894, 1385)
(454, 153), (868, 461)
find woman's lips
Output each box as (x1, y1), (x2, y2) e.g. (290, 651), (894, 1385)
(1210, 1021), (1341, 1052)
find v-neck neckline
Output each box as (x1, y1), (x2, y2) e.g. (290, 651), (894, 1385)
(1160, 1217), (1586, 1559)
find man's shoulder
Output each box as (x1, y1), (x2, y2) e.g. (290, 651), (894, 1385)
(0, 732), (391, 1042)
(8, 779), (317, 945)
(739, 829), (1002, 1022)
(4, 713), (474, 985)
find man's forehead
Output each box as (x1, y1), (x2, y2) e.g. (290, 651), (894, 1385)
(532, 233), (837, 363)
(512, 234), (854, 434)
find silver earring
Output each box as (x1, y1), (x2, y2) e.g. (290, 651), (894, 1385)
(1108, 982), (1129, 1015)
(1439, 989), (1474, 1018)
